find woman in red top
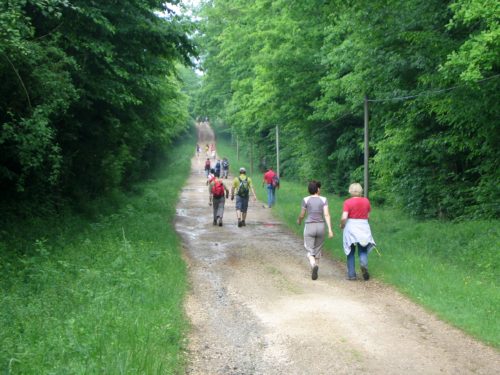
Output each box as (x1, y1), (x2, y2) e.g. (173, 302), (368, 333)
(340, 183), (376, 280)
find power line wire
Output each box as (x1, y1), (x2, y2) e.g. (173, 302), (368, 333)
(367, 74), (500, 103)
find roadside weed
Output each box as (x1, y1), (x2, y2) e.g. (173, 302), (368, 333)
(0, 135), (194, 373)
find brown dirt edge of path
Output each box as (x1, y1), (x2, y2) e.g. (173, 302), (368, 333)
(175, 122), (499, 375)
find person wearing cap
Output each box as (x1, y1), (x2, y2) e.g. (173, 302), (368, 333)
(231, 167), (257, 227)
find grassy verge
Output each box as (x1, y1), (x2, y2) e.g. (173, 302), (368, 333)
(0, 132), (194, 373)
(216, 135), (500, 348)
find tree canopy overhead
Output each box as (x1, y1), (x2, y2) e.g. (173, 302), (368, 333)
(195, 0), (499, 220)
(1, 0), (197, 214)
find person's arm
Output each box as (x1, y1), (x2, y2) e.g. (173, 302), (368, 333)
(340, 211), (348, 229)
(230, 180), (235, 200)
(250, 182), (257, 201)
(208, 182), (213, 205)
(297, 207), (306, 225)
(323, 205), (334, 238)
(224, 183), (229, 198)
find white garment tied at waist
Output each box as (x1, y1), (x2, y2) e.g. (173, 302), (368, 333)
(342, 219), (376, 255)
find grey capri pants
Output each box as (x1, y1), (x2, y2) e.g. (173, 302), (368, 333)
(303, 222), (326, 258)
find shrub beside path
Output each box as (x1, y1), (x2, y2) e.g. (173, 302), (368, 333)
(175, 122), (499, 374)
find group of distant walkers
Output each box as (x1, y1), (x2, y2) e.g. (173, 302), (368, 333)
(206, 161), (257, 228)
(198, 142), (376, 282)
(196, 143), (217, 161)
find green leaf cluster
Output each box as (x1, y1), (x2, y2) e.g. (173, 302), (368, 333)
(0, 0), (197, 215)
(196, 0), (499, 219)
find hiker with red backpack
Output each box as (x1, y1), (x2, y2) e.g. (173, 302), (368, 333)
(204, 158), (211, 177)
(262, 167), (279, 208)
(208, 176), (230, 226)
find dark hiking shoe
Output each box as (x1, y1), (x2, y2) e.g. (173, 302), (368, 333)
(238, 219), (242, 227)
(347, 276), (357, 281)
(361, 266), (370, 280)
(312, 265), (319, 280)
(213, 219), (217, 225)
(242, 220), (246, 226)
(218, 218), (223, 226)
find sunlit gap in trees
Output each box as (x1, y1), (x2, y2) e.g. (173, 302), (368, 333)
(159, 0), (203, 76)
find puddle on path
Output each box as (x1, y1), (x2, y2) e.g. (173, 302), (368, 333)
(176, 208), (188, 217)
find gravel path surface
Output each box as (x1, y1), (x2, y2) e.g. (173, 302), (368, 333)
(175, 122), (499, 375)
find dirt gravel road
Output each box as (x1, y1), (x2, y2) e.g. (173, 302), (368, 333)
(175, 122), (499, 375)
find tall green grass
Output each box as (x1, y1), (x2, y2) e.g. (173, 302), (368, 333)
(0, 133), (195, 373)
(216, 136), (500, 348)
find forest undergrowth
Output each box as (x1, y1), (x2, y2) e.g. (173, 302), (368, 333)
(0, 132), (194, 374)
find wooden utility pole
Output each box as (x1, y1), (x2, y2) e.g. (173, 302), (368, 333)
(236, 136), (239, 161)
(364, 96), (369, 198)
(276, 125), (280, 178)
(250, 141), (254, 175)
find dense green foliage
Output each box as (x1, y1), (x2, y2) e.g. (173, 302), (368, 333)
(216, 135), (500, 348)
(0, 133), (194, 373)
(0, 0), (196, 215)
(196, 0), (499, 220)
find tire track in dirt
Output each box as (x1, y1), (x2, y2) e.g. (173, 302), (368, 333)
(175, 122), (499, 375)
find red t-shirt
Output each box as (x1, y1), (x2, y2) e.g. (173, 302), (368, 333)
(343, 197), (371, 219)
(263, 170), (276, 184)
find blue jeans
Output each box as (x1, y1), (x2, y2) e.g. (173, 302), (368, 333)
(347, 243), (368, 278)
(266, 184), (275, 207)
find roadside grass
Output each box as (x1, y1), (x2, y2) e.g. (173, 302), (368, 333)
(216, 136), (500, 348)
(0, 133), (194, 374)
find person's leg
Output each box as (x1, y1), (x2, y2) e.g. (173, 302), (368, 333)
(270, 187), (276, 207)
(235, 196), (243, 226)
(313, 224), (325, 257)
(347, 244), (357, 279)
(267, 185), (273, 207)
(312, 223), (325, 279)
(241, 198), (249, 226)
(217, 198), (225, 226)
(358, 244), (369, 280)
(212, 198), (219, 225)
(304, 223), (322, 280)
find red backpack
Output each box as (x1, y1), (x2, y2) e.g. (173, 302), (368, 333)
(212, 179), (225, 198)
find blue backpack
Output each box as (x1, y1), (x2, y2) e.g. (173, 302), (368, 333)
(272, 174), (280, 188)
